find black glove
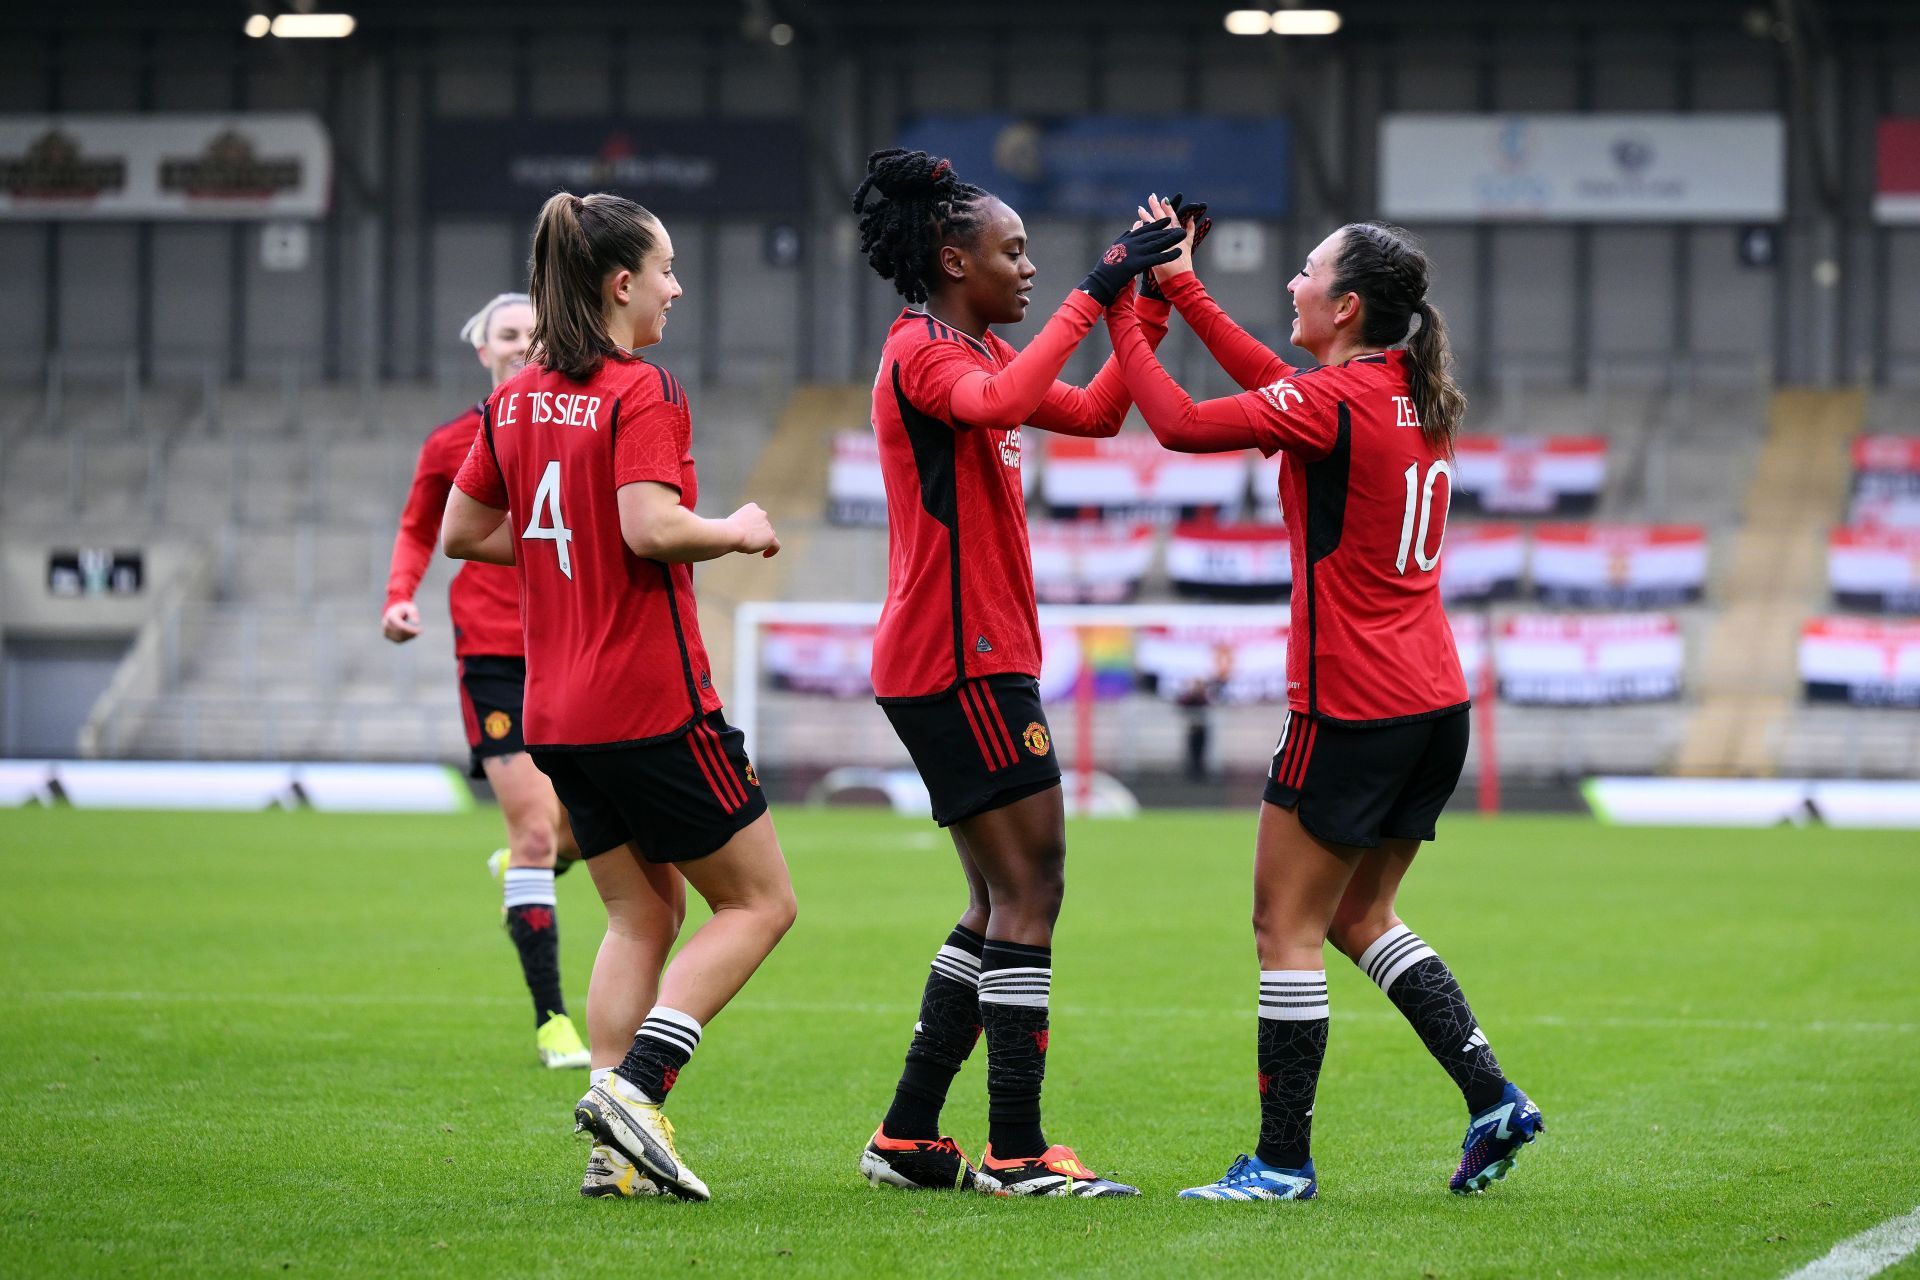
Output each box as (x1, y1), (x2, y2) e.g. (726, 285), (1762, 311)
(1140, 193), (1213, 301)
(1079, 216), (1184, 306)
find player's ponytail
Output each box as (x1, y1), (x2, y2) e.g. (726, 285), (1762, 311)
(851, 148), (989, 304)
(527, 191), (659, 381)
(1331, 222), (1466, 456)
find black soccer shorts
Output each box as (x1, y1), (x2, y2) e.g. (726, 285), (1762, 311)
(1263, 707), (1470, 847)
(531, 711), (768, 863)
(457, 655), (529, 779)
(881, 674), (1062, 827)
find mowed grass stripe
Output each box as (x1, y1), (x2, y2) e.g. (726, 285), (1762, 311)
(2, 808), (1916, 1279)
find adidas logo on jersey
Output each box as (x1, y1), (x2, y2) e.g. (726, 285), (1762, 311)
(975, 636), (994, 653)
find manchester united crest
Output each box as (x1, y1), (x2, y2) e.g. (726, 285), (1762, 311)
(744, 763), (760, 787)
(1023, 722), (1051, 757)
(484, 711), (512, 740)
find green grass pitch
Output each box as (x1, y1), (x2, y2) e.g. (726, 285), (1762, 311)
(3, 806), (1917, 1278)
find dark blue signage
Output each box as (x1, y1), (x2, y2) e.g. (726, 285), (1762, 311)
(425, 119), (806, 216)
(894, 115), (1291, 217)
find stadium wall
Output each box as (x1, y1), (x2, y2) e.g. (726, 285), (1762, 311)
(6, 11), (1920, 389)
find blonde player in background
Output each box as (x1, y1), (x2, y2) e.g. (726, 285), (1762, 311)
(381, 293), (591, 1074)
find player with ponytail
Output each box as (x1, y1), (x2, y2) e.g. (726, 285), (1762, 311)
(1104, 204), (1540, 1202)
(443, 191), (797, 1204)
(850, 148), (1187, 1199)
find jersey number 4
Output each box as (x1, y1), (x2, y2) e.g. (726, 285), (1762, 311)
(1395, 459), (1452, 575)
(524, 459), (574, 580)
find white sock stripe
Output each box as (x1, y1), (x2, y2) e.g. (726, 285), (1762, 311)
(1258, 968), (1328, 1020)
(978, 967), (1052, 1009)
(930, 957), (981, 988)
(978, 991), (1051, 1008)
(1258, 1003), (1331, 1021)
(979, 965), (1051, 980)
(637, 1007), (703, 1055)
(935, 945), (983, 972)
(1360, 930), (1436, 993)
(502, 868), (557, 908)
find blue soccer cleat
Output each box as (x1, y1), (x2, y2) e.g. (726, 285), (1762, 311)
(1178, 1154), (1317, 1201)
(1450, 1082), (1544, 1194)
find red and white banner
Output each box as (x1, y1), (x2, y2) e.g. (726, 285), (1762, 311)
(0, 114), (331, 219)
(827, 430), (887, 526)
(1875, 120), (1920, 223)
(1529, 523), (1708, 606)
(1800, 616), (1920, 706)
(1497, 613), (1683, 704)
(761, 622), (876, 697)
(1249, 453), (1287, 524)
(1041, 434), (1247, 517)
(1135, 623), (1290, 705)
(1165, 522), (1290, 598)
(1029, 521), (1156, 604)
(1849, 434), (1920, 529)
(1441, 525), (1525, 602)
(1829, 527), (1920, 613)
(1452, 436), (1606, 515)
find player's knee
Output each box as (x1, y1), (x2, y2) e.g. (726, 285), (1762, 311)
(1328, 910), (1399, 963)
(506, 818), (557, 867)
(757, 883), (798, 941)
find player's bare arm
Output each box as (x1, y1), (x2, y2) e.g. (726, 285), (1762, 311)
(443, 489), (515, 565)
(617, 481), (780, 562)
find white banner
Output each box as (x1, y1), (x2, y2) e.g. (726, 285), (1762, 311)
(1498, 613), (1684, 705)
(827, 430), (887, 527)
(1829, 527), (1920, 612)
(1381, 114), (1785, 221)
(3, 761), (467, 811)
(0, 114), (331, 219)
(1587, 776), (1920, 830)
(1041, 434), (1247, 516)
(1029, 521), (1156, 604)
(1165, 522), (1290, 597)
(1440, 525), (1525, 602)
(1800, 617), (1920, 707)
(1530, 523), (1708, 606)
(1849, 434), (1920, 530)
(1452, 436), (1606, 515)
(1136, 623), (1291, 705)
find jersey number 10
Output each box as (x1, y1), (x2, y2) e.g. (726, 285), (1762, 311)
(1395, 459), (1452, 576)
(524, 459), (574, 580)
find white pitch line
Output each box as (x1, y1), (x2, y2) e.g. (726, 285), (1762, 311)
(3, 989), (1914, 1035)
(1784, 1206), (1920, 1280)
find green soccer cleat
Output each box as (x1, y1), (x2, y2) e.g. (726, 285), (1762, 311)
(536, 1013), (591, 1070)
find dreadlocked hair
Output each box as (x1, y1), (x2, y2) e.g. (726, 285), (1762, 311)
(851, 148), (989, 304)
(1331, 222), (1467, 456)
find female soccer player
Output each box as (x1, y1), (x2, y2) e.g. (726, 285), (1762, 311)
(1106, 205), (1543, 1200)
(442, 192), (797, 1203)
(381, 291), (590, 1074)
(849, 148), (1183, 1198)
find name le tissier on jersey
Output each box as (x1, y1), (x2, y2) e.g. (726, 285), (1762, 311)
(455, 358), (721, 749)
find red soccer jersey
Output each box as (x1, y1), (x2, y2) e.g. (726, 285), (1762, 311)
(385, 406), (523, 659)
(1237, 351), (1468, 724)
(453, 358), (722, 748)
(867, 290), (1162, 701)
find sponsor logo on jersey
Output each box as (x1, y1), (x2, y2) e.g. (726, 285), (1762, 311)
(1258, 378), (1305, 414)
(484, 710), (513, 740)
(1023, 722), (1051, 756)
(999, 425), (1022, 469)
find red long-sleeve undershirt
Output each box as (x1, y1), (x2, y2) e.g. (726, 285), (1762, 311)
(1157, 272), (1298, 391)
(945, 287), (1169, 436)
(1105, 293), (1268, 455)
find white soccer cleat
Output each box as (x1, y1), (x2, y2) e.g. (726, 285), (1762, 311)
(573, 1073), (710, 1201)
(581, 1142), (661, 1198)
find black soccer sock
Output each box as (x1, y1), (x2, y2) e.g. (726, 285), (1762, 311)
(978, 939), (1052, 1160)
(1359, 925), (1509, 1114)
(1255, 969), (1329, 1170)
(614, 1007), (703, 1103)
(882, 923), (986, 1141)
(502, 868), (566, 1027)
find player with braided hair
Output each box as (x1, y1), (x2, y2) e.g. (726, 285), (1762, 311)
(1105, 206), (1541, 1201)
(850, 149), (1185, 1199)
